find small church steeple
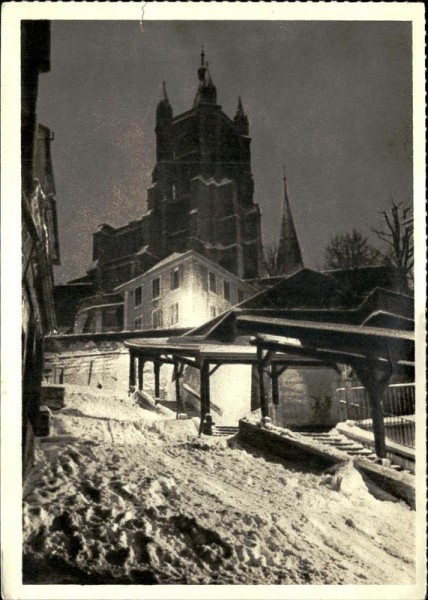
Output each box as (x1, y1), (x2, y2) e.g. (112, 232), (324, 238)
(234, 96), (249, 135)
(276, 167), (304, 276)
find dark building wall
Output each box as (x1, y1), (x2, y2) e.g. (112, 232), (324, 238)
(54, 283), (95, 332)
(21, 21), (61, 478)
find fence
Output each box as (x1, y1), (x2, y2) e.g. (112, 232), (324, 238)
(336, 383), (415, 448)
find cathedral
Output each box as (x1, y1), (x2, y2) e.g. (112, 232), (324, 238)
(59, 51), (304, 332)
(84, 50), (266, 293)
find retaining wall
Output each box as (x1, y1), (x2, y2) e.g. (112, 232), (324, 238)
(238, 418), (415, 508)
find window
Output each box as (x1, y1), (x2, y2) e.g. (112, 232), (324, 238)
(169, 302), (179, 325)
(135, 286), (142, 307)
(170, 268), (180, 290)
(152, 277), (161, 299)
(152, 308), (163, 329)
(209, 272), (216, 293)
(210, 306), (216, 318)
(238, 289), (244, 304)
(223, 280), (231, 301)
(134, 316), (142, 330)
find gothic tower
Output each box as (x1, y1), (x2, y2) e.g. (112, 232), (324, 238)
(147, 50), (265, 279)
(276, 168), (304, 275)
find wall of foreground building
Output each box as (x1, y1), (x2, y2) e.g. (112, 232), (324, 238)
(272, 368), (342, 429)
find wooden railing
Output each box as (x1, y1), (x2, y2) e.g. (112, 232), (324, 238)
(336, 383), (415, 448)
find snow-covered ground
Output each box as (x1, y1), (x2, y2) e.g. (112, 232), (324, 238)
(23, 385), (415, 585)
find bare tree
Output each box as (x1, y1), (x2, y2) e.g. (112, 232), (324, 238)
(324, 229), (382, 270)
(264, 242), (282, 276)
(372, 199), (413, 293)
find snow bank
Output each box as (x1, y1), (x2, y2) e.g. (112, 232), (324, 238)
(23, 386), (415, 585)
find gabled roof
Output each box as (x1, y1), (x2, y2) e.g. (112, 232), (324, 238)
(144, 252), (188, 274)
(181, 270), (415, 344)
(239, 268), (339, 310)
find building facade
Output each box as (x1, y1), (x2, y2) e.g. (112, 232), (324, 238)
(114, 250), (254, 331)
(21, 21), (61, 476)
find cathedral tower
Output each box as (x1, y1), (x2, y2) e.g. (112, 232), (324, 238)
(147, 50), (265, 279)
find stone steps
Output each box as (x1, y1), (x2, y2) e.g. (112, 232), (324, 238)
(212, 425), (239, 437)
(297, 429), (403, 470)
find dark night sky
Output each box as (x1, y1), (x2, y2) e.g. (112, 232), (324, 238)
(36, 20), (413, 284)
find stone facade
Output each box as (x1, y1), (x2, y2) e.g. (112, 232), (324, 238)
(115, 250), (254, 331)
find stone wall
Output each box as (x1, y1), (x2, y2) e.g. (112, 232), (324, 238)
(253, 367), (342, 429)
(44, 338), (172, 398)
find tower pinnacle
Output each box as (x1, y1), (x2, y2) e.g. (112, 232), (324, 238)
(194, 50), (217, 106)
(156, 80), (172, 122)
(198, 47), (207, 82)
(161, 80), (169, 102)
(234, 96), (249, 135)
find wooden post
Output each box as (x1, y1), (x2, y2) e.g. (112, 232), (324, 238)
(271, 364), (279, 405)
(354, 362), (388, 459)
(129, 352), (136, 391)
(199, 360), (210, 435)
(365, 379), (387, 459)
(257, 345), (269, 419)
(154, 358), (161, 402)
(174, 360), (183, 415)
(137, 358), (144, 391)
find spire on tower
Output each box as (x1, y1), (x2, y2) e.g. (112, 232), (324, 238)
(161, 80), (169, 103)
(194, 50), (217, 106)
(198, 47), (207, 82)
(276, 168), (304, 276)
(234, 96), (249, 135)
(236, 96), (245, 117)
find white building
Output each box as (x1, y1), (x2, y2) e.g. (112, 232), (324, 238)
(115, 250), (254, 331)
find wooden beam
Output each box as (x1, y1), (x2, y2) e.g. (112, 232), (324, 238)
(253, 337), (386, 371)
(256, 345), (269, 419)
(354, 362), (389, 459)
(160, 355), (176, 365)
(174, 360), (184, 415)
(137, 358), (145, 391)
(261, 349), (275, 369)
(154, 358), (161, 401)
(277, 364), (289, 377)
(271, 364), (279, 406)
(174, 356), (199, 369)
(209, 363), (222, 377)
(199, 361), (211, 435)
(129, 352), (136, 391)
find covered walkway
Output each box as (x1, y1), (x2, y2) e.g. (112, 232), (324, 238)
(125, 336), (330, 435)
(235, 315), (414, 458)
